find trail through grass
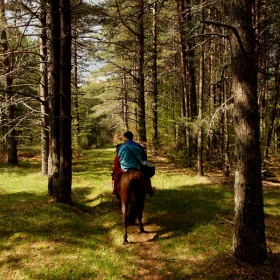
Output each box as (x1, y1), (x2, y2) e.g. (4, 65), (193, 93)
(0, 146), (279, 279)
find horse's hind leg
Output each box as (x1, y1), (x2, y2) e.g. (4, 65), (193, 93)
(137, 203), (146, 233)
(122, 203), (129, 245)
(123, 225), (128, 245)
(123, 217), (128, 245)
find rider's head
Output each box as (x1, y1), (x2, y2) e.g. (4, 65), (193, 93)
(124, 131), (133, 140)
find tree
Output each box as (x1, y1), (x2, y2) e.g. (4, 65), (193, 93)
(151, 0), (159, 150)
(48, 0), (72, 204)
(229, 0), (267, 264)
(58, 0), (72, 203)
(197, 0), (204, 176)
(48, 0), (61, 198)
(175, 0), (189, 147)
(39, 0), (49, 175)
(0, 0), (18, 164)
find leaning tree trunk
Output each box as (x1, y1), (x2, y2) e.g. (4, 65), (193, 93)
(230, 0), (267, 264)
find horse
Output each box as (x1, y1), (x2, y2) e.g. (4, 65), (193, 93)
(117, 169), (147, 245)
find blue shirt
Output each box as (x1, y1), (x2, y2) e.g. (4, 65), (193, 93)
(118, 140), (147, 171)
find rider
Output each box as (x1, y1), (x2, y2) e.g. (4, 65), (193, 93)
(112, 131), (155, 197)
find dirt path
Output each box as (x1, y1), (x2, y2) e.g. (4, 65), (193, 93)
(121, 223), (175, 279)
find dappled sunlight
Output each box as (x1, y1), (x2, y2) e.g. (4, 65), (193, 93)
(0, 146), (279, 279)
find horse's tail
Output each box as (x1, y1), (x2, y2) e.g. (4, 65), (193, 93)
(128, 179), (143, 224)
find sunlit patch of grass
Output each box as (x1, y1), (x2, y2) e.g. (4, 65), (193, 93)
(0, 146), (279, 279)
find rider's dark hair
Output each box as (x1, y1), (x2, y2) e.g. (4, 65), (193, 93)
(124, 131), (133, 140)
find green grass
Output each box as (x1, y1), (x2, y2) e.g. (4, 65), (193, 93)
(0, 146), (279, 279)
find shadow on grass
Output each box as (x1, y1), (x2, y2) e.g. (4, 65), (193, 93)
(0, 181), (230, 244)
(0, 161), (41, 174)
(110, 188), (279, 279)
(0, 185), (279, 279)
(143, 183), (234, 239)
(1, 145), (279, 279)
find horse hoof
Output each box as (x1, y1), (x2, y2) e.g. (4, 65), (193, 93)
(123, 241), (128, 245)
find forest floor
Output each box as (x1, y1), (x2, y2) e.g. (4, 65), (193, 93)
(117, 158), (280, 280)
(0, 146), (280, 279)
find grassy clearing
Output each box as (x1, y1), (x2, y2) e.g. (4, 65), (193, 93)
(0, 146), (279, 279)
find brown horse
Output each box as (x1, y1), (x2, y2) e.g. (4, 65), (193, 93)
(117, 169), (147, 245)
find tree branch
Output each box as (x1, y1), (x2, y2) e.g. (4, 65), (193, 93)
(201, 20), (246, 53)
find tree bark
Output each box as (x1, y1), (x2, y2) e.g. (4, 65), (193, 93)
(48, 0), (72, 204)
(185, 0), (197, 119)
(264, 65), (280, 160)
(0, 0), (18, 164)
(197, 0), (205, 176)
(137, 0), (147, 143)
(57, 0), (72, 204)
(40, 0), (49, 175)
(120, 53), (128, 131)
(48, 0), (61, 197)
(230, 0), (267, 264)
(151, 1), (158, 150)
(175, 0), (189, 147)
(73, 30), (80, 138)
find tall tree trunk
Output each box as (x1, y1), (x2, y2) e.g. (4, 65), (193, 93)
(197, 0), (204, 176)
(73, 30), (81, 138)
(0, 0), (18, 164)
(121, 54), (128, 130)
(57, 0), (72, 204)
(254, 0), (267, 143)
(222, 66), (230, 176)
(276, 104), (280, 154)
(48, 0), (61, 196)
(40, 0), (49, 175)
(151, 1), (158, 150)
(175, 0), (189, 147)
(264, 61), (280, 160)
(230, 0), (267, 264)
(137, 0), (147, 143)
(185, 0), (197, 118)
